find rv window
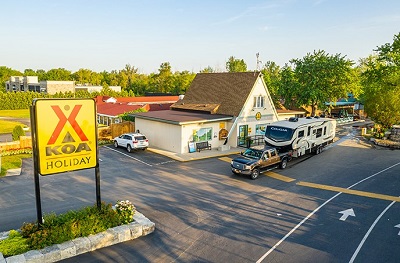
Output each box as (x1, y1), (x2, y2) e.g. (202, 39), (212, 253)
(316, 128), (323, 138)
(298, 130), (304, 138)
(265, 126), (295, 142)
(324, 127), (327, 135)
(308, 127), (311, 136)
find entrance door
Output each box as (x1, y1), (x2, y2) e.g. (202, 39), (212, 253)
(238, 125), (248, 146)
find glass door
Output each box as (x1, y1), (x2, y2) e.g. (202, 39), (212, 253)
(238, 125), (248, 146)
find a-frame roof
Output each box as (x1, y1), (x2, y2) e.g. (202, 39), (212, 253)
(171, 72), (262, 116)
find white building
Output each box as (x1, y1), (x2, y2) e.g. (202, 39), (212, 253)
(132, 72), (279, 154)
(5, 76), (120, 94)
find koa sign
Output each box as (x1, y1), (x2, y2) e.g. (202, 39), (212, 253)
(33, 99), (97, 175)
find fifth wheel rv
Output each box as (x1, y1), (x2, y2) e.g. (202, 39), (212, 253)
(264, 116), (336, 157)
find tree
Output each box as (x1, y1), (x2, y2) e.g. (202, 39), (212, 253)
(44, 68), (72, 81)
(361, 33), (400, 127)
(171, 70), (196, 95)
(0, 66), (23, 92)
(73, 68), (94, 85)
(148, 62), (174, 94)
(260, 61), (281, 105)
(200, 66), (215, 73)
(281, 50), (357, 116)
(12, 125), (25, 141)
(119, 64), (138, 91)
(226, 56), (247, 72)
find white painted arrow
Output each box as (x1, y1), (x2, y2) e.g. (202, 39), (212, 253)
(395, 224), (400, 235)
(338, 208), (355, 221)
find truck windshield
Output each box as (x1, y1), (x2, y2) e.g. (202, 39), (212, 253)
(265, 126), (295, 142)
(243, 149), (262, 159)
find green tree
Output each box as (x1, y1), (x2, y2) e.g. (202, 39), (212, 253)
(119, 64), (138, 91)
(0, 66), (23, 92)
(200, 66), (215, 73)
(23, 69), (37, 76)
(281, 50), (356, 116)
(361, 33), (400, 127)
(171, 71), (195, 95)
(261, 61), (281, 105)
(12, 125), (25, 141)
(119, 108), (147, 122)
(226, 56), (247, 72)
(73, 68), (94, 85)
(149, 62), (174, 94)
(44, 68), (72, 81)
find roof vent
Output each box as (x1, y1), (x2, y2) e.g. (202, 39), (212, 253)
(306, 116), (312, 119)
(288, 117), (298, 122)
(314, 116), (320, 119)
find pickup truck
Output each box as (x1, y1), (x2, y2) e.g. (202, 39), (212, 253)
(231, 145), (291, 180)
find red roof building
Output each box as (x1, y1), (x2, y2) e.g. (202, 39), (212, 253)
(95, 95), (179, 126)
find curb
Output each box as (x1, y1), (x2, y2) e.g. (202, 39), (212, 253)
(0, 211), (155, 263)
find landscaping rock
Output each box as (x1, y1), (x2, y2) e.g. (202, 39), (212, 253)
(0, 211), (155, 262)
(40, 245), (61, 263)
(71, 237), (91, 256)
(4, 254), (25, 263)
(57, 241), (76, 260)
(23, 250), (43, 263)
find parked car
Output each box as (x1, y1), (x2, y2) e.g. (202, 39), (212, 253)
(113, 133), (149, 152)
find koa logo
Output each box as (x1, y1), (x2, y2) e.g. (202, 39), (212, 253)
(46, 105), (92, 156)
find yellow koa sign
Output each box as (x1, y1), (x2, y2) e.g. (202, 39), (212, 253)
(34, 99), (97, 175)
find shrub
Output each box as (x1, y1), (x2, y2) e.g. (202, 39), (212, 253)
(11, 125), (25, 141)
(0, 201), (132, 257)
(0, 230), (29, 257)
(20, 202), (122, 250)
(98, 139), (113, 146)
(1, 148), (32, 156)
(115, 200), (136, 224)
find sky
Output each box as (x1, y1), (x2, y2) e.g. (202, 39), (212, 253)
(1, 0), (399, 74)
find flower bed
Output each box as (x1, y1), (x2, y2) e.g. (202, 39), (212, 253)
(0, 201), (155, 262)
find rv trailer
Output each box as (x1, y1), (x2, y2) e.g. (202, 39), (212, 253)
(264, 116), (336, 157)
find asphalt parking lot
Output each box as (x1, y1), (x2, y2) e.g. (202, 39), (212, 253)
(2, 129), (400, 262)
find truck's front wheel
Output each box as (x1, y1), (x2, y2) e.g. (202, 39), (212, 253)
(280, 158), (287, 169)
(250, 168), (260, 180)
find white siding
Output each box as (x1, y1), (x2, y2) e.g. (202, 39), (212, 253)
(181, 122), (223, 153)
(135, 118), (182, 152)
(231, 76), (278, 146)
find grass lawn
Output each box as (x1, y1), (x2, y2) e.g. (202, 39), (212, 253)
(0, 154), (32, 176)
(0, 120), (27, 134)
(0, 109), (30, 134)
(0, 109), (30, 118)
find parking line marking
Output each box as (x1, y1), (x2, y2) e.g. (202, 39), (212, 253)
(218, 157), (232, 163)
(297, 181), (400, 202)
(257, 161), (400, 263)
(349, 200), (397, 263)
(265, 171), (296, 182)
(104, 146), (153, 166)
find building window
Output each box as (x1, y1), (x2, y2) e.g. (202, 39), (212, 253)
(253, 95), (265, 108)
(193, 127), (212, 142)
(255, 124), (267, 135)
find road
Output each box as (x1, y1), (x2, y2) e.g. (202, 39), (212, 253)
(1, 133), (400, 262)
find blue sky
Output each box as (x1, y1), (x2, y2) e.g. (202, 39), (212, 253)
(1, 0), (399, 74)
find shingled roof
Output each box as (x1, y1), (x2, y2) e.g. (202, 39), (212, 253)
(171, 72), (261, 116)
